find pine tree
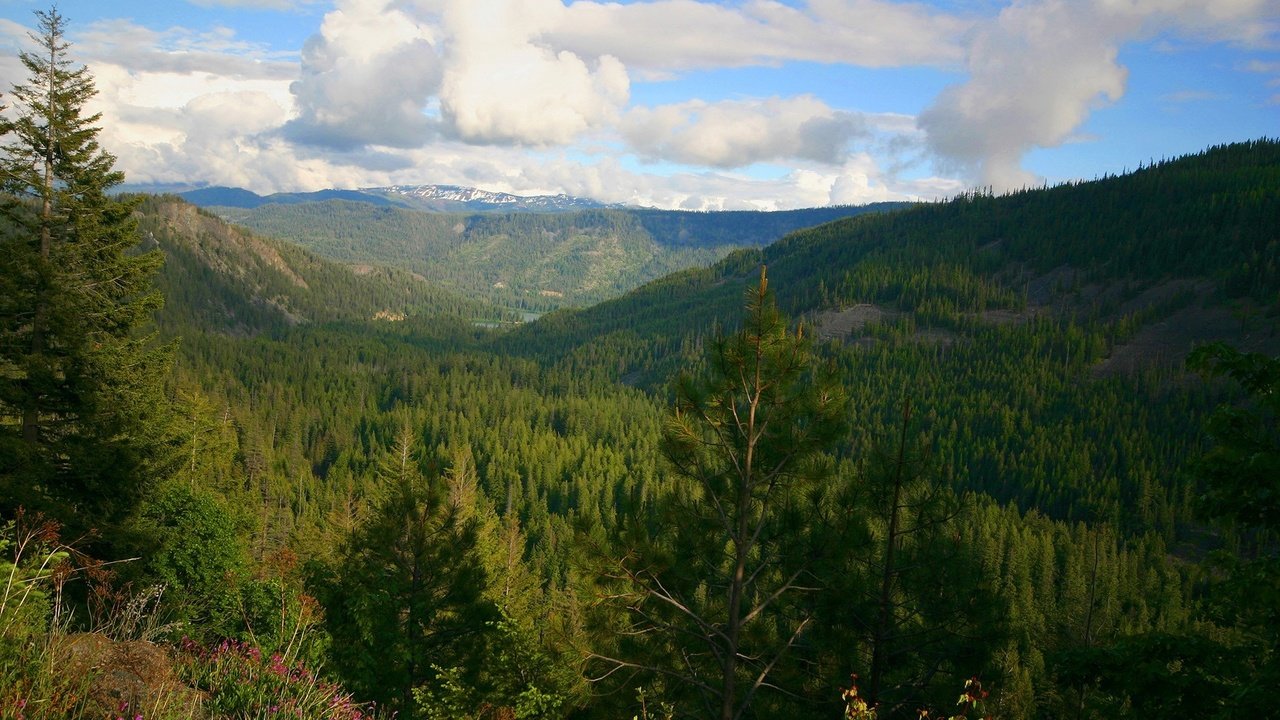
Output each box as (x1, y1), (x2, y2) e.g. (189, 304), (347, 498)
(0, 9), (170, 538)
(589, 267), (847, 720)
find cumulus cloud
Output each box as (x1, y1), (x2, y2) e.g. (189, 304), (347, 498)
(277, 0), (963, 151)
(621, 96), (868, 168)
(283, 0), (630, 149)
(5, 0), (949, 206)
(89, 70), (302, 191)
(436, 0), (630, 145)
(42, 18), (303, 191)
(283, 0), (442, 149)
(920, 0), (1278, 190)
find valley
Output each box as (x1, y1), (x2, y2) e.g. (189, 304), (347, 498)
(5, 137), (1279, 720)
(186, 193), (906, 312)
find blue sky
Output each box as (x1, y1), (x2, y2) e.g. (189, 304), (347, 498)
(0, 0), (1275, 209)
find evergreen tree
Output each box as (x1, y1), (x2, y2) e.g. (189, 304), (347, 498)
(816, 402), (1002, 718)
(589, 268), (847, 720)
(0, 8), (170, 539)
(312, 428), (496, 718)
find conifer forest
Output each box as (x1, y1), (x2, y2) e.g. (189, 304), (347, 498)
(1, 8), (1278, 720)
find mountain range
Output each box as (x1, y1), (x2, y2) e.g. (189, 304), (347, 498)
(173, 183), (614, 213)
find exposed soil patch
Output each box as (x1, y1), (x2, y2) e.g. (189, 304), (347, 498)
(1111, 278), (1210, 320)
(979, 307), (1043, 325)
(816, 304), (961, 349)
(1023, 265), (1082, 306)
(916, 328), (959, 347)
(1093, 304), (1280, 378)
(814, 304), (901, 340)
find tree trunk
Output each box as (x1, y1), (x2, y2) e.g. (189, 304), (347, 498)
(869, 400), (912, 707)
(21, 35), (58, 446)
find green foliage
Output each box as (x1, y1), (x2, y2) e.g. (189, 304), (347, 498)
(63, 137), (1274, 720)
(413, 665), (478, 720)
(1185, 343), (1280, 716)
(0, 514), (67, 696)
(590, 269), (847, 720)
(1186, 342), (1280, 530)
(483, 612), (578, 718)
(0, 9), (172, 544)
(312, 433), (497, 718)
(814, 406), (1004, 717)
(415, 613), (577, 720)
(510, 138), (1280, 353)
(138, 196), (511, 335)
(136, 481), (248, 634)
(1043, 344), (1280, 719)
(500, 138), (1280, 540)
(1052, 632), (1246, 719)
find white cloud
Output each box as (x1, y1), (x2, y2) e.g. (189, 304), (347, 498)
(25, 18), (304, 192)
(283, 0), (631, 148)
(436, 0), (630, 145)
(549, 0), (971, 73)
(919, 0), (1278, 191)
(601, 157), (904, 211)
(284, 0), (441, 149)
(621, 96), (868, 168)
(76, 20), (296, 80)
(3, 1), (948, 206)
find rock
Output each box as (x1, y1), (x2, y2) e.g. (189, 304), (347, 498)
(55, 633), (204, 718)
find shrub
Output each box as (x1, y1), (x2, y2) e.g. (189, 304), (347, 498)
(176, 637), (375, 719)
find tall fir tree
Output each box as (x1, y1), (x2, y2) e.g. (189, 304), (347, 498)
(311, 428), (497, 719)
(0, 8), (170, 540)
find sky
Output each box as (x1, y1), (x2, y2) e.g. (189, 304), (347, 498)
(0, 0), (1276, 210)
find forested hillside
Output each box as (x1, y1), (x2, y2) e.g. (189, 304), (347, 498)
(497, 137), (1278, 568)
(4, 136), (1277, 720)
(517, 140), (1278, 351)
(205, 200), (905, 311)
(138, 196), (513, 334)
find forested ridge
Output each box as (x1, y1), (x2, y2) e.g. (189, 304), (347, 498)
(513, 138), (1279, 350)
(206, 199), (905, 312)
(139, 196), (515, 334)
(2, 34), (1277, 720)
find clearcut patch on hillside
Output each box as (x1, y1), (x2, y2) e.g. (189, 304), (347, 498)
(1093, 303), (1280, 378)
(814, 304), (901, 340)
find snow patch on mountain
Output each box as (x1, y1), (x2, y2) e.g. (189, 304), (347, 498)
(369, 184), (614, 212)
